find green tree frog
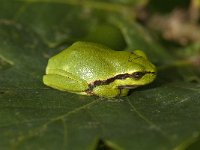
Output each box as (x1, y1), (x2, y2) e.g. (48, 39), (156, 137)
(43, 41), (156, 97)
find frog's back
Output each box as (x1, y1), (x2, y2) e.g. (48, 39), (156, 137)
(63, 41), (117, 62)
(49, 42), (123, 82)
(68, 41), (114, 55)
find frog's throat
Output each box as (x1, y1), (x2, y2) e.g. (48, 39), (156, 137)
(86, 71), (156, 92)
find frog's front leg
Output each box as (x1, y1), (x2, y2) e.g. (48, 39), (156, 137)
(92, 85), (129, 97)
(43, 72), (88, 93)
(118, 88), (129, 97)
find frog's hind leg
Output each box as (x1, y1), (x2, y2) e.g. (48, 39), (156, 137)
(43, 71), (88, 93)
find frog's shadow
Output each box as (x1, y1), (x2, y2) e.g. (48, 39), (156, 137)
(128, 82), (158, 95)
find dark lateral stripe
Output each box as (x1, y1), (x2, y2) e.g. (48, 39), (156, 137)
(86, 71), (155, 92)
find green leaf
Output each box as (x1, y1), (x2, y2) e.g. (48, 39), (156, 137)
(1, 1), (200, 150)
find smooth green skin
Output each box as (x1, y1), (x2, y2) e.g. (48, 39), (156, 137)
(43, 41), (157, 97)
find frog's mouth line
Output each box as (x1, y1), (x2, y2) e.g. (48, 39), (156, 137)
(86, 71), (156, 92)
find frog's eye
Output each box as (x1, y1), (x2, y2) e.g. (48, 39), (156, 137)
(132, 72), (145, 80)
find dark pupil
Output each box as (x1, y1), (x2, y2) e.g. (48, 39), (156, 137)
(132, 72), (145, 79)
